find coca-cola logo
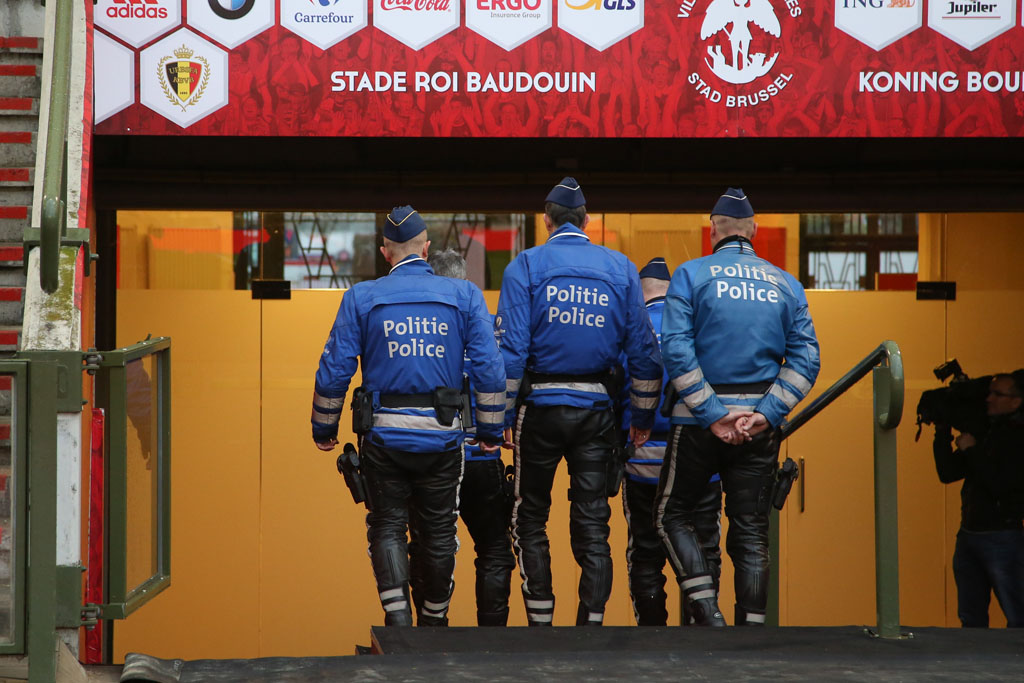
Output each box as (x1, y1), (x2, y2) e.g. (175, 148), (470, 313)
(380, 0), (451, 10)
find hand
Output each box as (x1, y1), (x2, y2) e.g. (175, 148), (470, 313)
(709, 412), (753, 445)
(735, 412), (770, 439)
(315, 438), (338, 452)
(955, 433), (976, 450)
(503, 427), (514, 450)
(630, 426), (651, 448)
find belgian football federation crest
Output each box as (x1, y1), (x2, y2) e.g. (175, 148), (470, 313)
(158, 45), (210, 112)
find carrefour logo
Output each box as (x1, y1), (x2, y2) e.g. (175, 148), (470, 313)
(565, 0), (636, 9)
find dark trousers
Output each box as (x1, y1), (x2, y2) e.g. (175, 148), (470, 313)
(623, 477), (723, 625)
(953, 528), (1024, 628)
(656, 424), (779, 621)
(512, 404), (616, 625)
(362, 441), (463, 626)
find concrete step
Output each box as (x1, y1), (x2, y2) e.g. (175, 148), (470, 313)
(0, 168), (32, 187)
(0, 131), (35, 166)
(0, 287), (23, 326)
(0, 268), (26, 287)
(0, 326), (19, 352)
(0, 115), (37, 133)
(0, 64), (40, 98)
(0, 37), (43, 55)
(0, 189), (32, 208)
(0, 52), (43, 67)
(0, 97), (37, 116)
(0, 218), (28, 243)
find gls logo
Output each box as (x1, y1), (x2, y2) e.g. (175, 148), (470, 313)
(208, 0), (257, 18)
(108, 0), (169, 19)
(565, 0), (636, 10)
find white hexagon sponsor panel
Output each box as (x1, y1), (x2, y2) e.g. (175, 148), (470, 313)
(834, 0), (922, 51)
(95, 0), (182, 48)
(186, 0), (275, 49)
(140, 29), (229, 128)
(558, 0), (644, 52)
(467, 0), (552, 51)
(94, 32), (136, 124)
(282, 0), (369, 50)
(928, 0), (1015, 50)
(373, 0), (460, 50)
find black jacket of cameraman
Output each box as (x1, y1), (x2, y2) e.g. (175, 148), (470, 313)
(933, 412), (1024, 531)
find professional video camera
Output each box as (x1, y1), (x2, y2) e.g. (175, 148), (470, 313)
(914, 359), (991, 441)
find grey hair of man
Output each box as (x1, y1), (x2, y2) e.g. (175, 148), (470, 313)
(641, 277), (669, 302)
(428, 248), (468, 280)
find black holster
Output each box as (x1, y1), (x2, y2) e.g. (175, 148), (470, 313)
(771, 457), (799, 511)
(351, 387), (373, 435)
(337, 442), (368, 507)
(433, 386), (463, 427)
(461, 375), (474, 430)
(607, 442), (632, 497)
(660, 382), (679, 419)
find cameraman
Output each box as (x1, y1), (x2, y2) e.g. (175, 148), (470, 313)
(933, 372), (1024, 628)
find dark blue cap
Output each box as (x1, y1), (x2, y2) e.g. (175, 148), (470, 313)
(545, 177), (586, 208)
(384, 205), (427, 242)
(711, 188), (754, 218)
(638, 257), (671, 281)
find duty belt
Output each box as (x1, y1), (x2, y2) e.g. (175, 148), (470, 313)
(378, 393), (436, 408)
(711, 381), (772, 394)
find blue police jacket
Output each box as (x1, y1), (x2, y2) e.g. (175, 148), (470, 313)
(662, 237), (820, 429)
(312, 255), (506, 453)
(495, 223), (662, 429)
(464, 315), (500, 463)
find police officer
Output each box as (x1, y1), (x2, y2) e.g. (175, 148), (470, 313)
(657, 189), (820, 626)
(621, 257), (723, 626)
(496, 178), (663, 626)
(311, 207), (506, 627)
(409, 249), (516, 627)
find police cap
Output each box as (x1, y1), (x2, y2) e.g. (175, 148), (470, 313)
(545, 177), (586, 208)
(638, 257), (671, 281)
(384, 205), (427, 243)
(711, 188), (754, 219)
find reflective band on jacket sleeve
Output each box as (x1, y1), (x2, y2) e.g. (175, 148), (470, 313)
(313, 393), (344, 410)
(475, 391), (505, 407)
(630, 393), (659, 410)
(631, 378), (660, 393)
(672, 368), (704, 393)
(769, 383), (801, 409)
(633, 444), (666, 461)
(672, 403), (694, 418)
(778, 367), (812, 396)
(311, 409), (340, 425)
(682, 383), (714, 409)
(476, 409), (504, 425)
(531, 382), (607, 395)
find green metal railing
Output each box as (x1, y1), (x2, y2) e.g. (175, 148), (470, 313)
(773, 341), (905, 638)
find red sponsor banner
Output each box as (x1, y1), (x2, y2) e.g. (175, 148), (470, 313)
(93, 0), (1024, 137)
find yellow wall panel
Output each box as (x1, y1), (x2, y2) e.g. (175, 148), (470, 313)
(945, 213), (1024, 291)
(783, 292), (946, 626)
(114, 291), (262, 661)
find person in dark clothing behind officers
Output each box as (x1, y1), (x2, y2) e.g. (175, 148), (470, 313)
(932, 371), (1024, 627)
(620, 257), (723, 626)
(408, 249), (516, 627)
(311, 206), (506, 627)
(496, 177), (663, 626)
(658, 188), (820, 626)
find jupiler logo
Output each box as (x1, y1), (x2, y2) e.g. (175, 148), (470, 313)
(158, 45), (210, 112)
(700, 0), (780, 85)
(679, 0), (800, 108)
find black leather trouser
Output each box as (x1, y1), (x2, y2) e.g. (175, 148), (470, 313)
(413, 457), (515, 626)
(362, 441), (463, 626)
(656, 424), (779, 621)
(512, 404), (615, 626)
(623, 476), (723, 625)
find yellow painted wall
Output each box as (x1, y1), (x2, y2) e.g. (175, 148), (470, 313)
(118, 211), (235, 290)
(113, 212), (1024, 662)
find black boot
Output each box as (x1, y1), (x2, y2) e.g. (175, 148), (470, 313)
(634, 593), (668, 626)
(735, 605), (766, 626)
(477, 610), (509, 627)
(576, 602), (604, 626)
(680, 574), (726, 627)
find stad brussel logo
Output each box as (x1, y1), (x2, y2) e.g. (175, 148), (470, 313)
(158, 45), (211, 112)
(700, 0), (781, 85)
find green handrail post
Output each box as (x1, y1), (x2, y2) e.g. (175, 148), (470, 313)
(38, 0), (73, 293)
(873, 341), (903, 639)
(26, 361), (59, 683)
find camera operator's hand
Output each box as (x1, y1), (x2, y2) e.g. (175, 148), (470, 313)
(955, 432), (976, 450)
